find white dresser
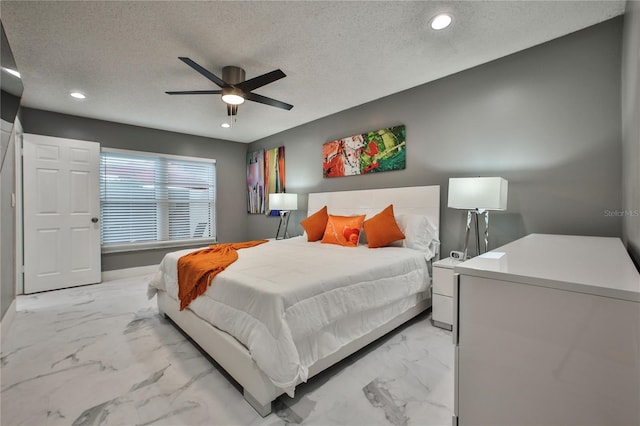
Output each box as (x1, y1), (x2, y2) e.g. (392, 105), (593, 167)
(452, 234), (640, 426)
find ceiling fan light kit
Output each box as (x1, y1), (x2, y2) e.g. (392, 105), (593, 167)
(166, 57), (293, 121)
(221, 87), (245, 105)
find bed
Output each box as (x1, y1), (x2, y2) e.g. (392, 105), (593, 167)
(148, 185), (440, 416)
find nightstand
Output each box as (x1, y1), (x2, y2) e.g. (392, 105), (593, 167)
(431, 257), (461, 330)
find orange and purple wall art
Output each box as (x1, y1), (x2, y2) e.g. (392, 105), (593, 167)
(247, 146), (286, 215)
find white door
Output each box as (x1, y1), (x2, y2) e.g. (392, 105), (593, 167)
(23, 134), (101, 293)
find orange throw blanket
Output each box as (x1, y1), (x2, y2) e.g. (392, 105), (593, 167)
(177, 240), (268, 311)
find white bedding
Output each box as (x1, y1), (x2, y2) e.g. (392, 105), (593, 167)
(148, 237), (430, 395)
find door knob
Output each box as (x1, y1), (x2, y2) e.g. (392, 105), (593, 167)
(91, 217), (99, 223)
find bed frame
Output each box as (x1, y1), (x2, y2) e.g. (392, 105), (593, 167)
(157, 185), (440, 416)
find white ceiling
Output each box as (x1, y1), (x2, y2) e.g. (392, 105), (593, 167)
(1, 1), (626, 144)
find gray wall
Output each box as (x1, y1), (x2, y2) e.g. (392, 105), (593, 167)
(1, 20), (22, 320)
(1, 91), (20, 123)
(1, 124), (16, 319)
(247, 18), (624, 258)
(622, 0), (640, 268)
(20, 108), (249, 271)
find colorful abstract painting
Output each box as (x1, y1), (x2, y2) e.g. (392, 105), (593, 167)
(247, 149), (265, 214)
(322, 125), (406, 178)
(265, 146), (286, 216)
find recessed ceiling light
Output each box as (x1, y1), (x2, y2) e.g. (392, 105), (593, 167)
(221, 123), (231, 128)
(70, 91), (86, 99)
(3, 67), (21, 78)
(431, 13), (452, 30)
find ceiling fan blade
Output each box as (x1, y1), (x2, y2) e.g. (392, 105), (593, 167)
(178, 57), (227, 88)
(244, 92), (293, 110)
(165, 90), (222, 95)
(236, 69), (286, 92)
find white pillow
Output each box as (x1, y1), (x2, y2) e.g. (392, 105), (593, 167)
(392, 214), (439, 260)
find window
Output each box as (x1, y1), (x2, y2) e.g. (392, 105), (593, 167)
(100, 148), (216, 252)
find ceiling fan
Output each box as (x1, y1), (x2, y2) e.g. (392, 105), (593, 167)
(166, 57), (293, 117)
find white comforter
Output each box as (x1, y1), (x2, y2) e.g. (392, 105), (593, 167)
(148, 237), (430, 395)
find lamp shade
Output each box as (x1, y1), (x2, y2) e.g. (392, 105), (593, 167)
(269, 193), (298, 211)
(448, 177), (508, 211)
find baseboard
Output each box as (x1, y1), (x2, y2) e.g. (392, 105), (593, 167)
(102, 264), (158, 282)
(1, 298), (17, 344)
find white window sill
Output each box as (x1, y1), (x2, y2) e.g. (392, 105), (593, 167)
(102, 238), (217, 254)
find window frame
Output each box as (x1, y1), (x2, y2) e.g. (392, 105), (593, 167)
(100, 147), (217, 254)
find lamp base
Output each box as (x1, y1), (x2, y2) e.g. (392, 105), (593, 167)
(275, 210), (291, 240)
(462, 209), (490, 259)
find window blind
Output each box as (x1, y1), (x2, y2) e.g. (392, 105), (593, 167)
(100, 149), (216, 249)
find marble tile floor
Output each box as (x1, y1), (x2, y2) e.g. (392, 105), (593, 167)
(0, 275), (454, 426)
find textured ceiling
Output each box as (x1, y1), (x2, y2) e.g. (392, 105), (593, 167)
(0, 1), (626, 143)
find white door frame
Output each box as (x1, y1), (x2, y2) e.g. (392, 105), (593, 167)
(14, 118), (23, 295)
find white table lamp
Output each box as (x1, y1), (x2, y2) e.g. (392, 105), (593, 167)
(269, 193), (298, 239)
(448, 177), (508, 259)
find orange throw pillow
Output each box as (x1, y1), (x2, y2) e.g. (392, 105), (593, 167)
(364, 204), (406, 248)
(321, 214), (365, 247)
(301, 206), (329, 241)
